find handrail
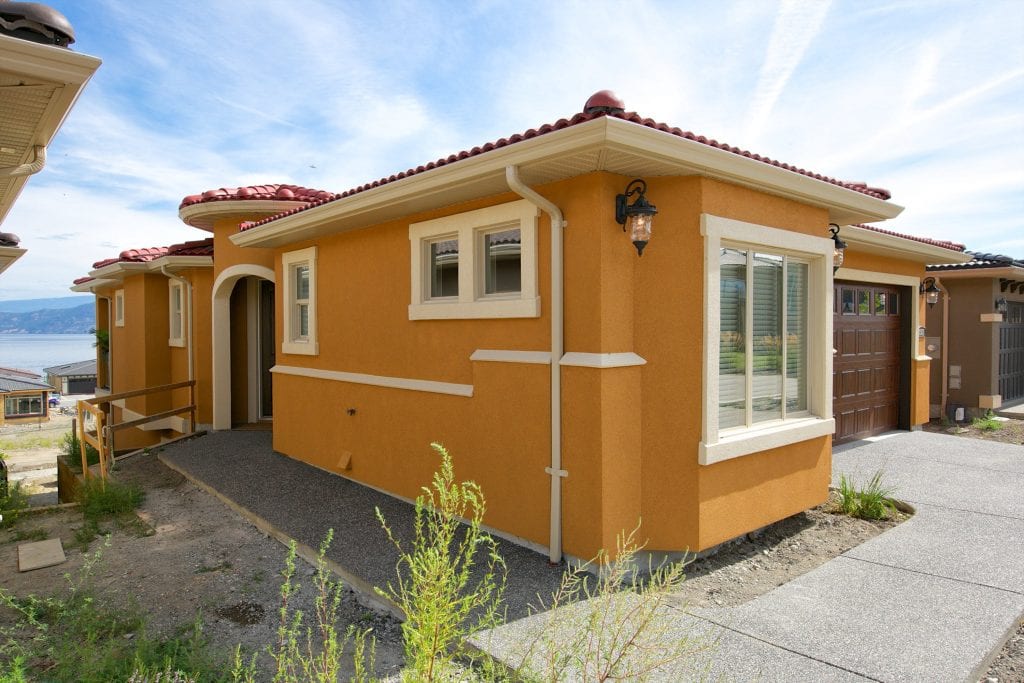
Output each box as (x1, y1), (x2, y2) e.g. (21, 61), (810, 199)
(76, 379), (196, 482)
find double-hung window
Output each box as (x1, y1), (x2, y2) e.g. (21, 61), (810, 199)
(701, 214), (835, 465)
(282, 246), (318, 355)
(409, 200), (540, 319)
(168, 281), (185, 347)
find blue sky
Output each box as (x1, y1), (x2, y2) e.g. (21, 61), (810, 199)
(3, 0), (1022, 300)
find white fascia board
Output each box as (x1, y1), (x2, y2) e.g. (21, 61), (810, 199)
(146, 255), (213, 271)
(70, 278), (113, 293)
(604, 120), (904, 224)
(178, 199), (308, 230)
(87, 262), (148, 280)
(841, 225), (970, 265)
(0, 34), (101, 86)
(231, 120), (613, 248)
(0, 245), (27, 275)
(927, 265), (1024, 280)
(233, 115), (905, 248)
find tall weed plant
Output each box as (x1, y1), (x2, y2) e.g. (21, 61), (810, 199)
(838, 471), (896, 520)
(376, 442), (506, 681)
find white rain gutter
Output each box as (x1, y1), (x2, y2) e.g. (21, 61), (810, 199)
(161, 266), (195, 387)
(0, 145), (45, 178)
(505, 165), (566, 564)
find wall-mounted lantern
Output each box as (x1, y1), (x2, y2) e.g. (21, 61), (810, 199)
(829, 223), (847, 273)
(995, 296), (1008, 315)
(616, 179), (658, 256)
(920, 277), (941, 308)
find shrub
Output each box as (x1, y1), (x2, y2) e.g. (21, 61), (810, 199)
(0, 481), (28, 529)
(972, 410), (1002, 432)
(376, 442), (506, 681)
(61, 430), (101, 473)
(77, 476), (144, 521)
(838, 471), (896, 520)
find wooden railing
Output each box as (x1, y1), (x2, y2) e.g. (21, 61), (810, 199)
(76, 380), (196, 480)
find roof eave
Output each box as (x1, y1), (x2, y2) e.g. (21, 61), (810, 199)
(179, 199), (310, 230)
(841, 225), (970, 265)
(0, 245), (27, 275)
(233, 117), (903, 249)
(925, 265), (1024, 279)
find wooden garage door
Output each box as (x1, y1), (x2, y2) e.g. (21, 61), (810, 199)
(833, 283), (902, 443)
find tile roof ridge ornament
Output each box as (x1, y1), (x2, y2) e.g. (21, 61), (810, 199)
(583, 90), (626, 115)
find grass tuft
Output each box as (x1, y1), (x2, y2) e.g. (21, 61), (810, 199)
(838, 470), (896, 520)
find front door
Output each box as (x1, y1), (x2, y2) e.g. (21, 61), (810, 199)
(999, 301), (1024, 404)
(259, 280), (274, 419)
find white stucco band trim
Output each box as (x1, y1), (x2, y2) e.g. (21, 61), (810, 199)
(559, 352), (647, 368)
(271, 364), (474, 397)
(470, 349), (552, 364)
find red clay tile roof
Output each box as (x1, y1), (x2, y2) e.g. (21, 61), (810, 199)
(72, 275), (94, 285)
(855, 224), (965, 252)
(179, 184), (336, 209)
(238, 101), (896, 232)
(91, 238), (214, 269)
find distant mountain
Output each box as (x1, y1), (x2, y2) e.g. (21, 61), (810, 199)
(0, 296), (93, 314)
(0, 303), (94, 334)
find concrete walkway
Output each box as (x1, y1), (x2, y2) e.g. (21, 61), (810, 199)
(158, 430), (1024, 681)
(477, 431), (1024, 681)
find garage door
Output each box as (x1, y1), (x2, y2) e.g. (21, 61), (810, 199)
(999, 301), (1024, 403)
(67, 378), (96, 395)
(833, 282), (903, 443)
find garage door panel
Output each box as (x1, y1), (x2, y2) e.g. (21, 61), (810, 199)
(833, 282), (903, 444)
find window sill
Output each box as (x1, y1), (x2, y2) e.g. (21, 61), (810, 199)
(409, 297), (540, 320)
(282, 340), (318, 356)
(168, 338), (185, 348)
(699, 417), (835, 466)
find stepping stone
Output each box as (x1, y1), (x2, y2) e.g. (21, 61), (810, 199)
(17, 538), (66, 572)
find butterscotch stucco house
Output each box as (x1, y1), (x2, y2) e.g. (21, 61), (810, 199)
(73, 91), (968, 563)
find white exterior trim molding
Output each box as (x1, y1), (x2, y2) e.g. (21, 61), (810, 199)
(833, 267), (923, 369)
(281, 246), (318, 355)
(271, 364), (473, 397)
(559, 352), (647, 368)
(470, 349), (552, 364)
(211, 264), (276, 430)
(700, 213), (834, 465)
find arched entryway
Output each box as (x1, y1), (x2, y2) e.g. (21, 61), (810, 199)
(212, 264), (275, 430)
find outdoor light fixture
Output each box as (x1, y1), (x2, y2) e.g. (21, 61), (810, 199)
(829, 223), (847, 273)
(616, 179), (658, 256)
(996, 296), (1008, 315)
(920, 277), (941, 308)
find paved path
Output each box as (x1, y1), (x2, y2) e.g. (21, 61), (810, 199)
(477, 431), (1024, 681)
(158, 429), (1023, 681)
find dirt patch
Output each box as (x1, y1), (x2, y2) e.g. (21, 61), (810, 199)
(0, 453), (405, 680)
(922, 416), (1024, 446)
(984, 618), (1024, 683)
(667, 491), (910, 609)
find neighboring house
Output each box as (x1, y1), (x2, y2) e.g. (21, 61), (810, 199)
(0, 369), (52, 427)
(43, 358), (96, 395)
(0, 3), (100, 276)
(925, 252), (1024, 417)
(73, 91), (968, 563)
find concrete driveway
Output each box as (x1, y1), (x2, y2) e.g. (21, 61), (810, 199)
(477, 431), (1024, 681)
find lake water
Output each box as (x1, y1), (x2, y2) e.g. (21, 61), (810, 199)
(0, 334), (95, 377)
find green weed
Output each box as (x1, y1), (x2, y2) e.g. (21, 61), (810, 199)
(0, 481), (28, 529)
(61, 430), (100, 473)
(77, 476), (144, 520)
(838, 471), (896, 520)
(972, 410), (1002, 431)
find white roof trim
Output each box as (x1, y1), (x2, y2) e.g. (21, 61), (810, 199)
(179, 199), (309, 230)
(232, 117), (905, 249)
(840, 225), (969, 265)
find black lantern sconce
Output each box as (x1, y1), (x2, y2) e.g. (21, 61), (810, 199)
(995, 296), (1008, 315)
(829, 223), (847, 273)
(920, 277), (941, 308)
(616, 179), (658, 256)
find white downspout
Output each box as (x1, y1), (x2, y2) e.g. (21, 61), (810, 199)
(0, 146), (45, 178)
(161, 266), (195, 426)
(505, 165), (566, 564)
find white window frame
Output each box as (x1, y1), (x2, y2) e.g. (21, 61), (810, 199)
(408, 200), (540, 320)
(281, 246), (318, 356)
(114, 289), (125, 327)
(700, 214), (835, 466)
(168, 280), (185, 347)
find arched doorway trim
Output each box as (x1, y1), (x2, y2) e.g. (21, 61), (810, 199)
(212, 264), (275, 430)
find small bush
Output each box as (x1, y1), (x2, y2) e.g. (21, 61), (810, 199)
(77, 476), (144, 521)
(61, 430), (100, 473)
(972, 410), (1002, 432)
(0, 481), (29, 529)
(838, 471), (896, 520)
